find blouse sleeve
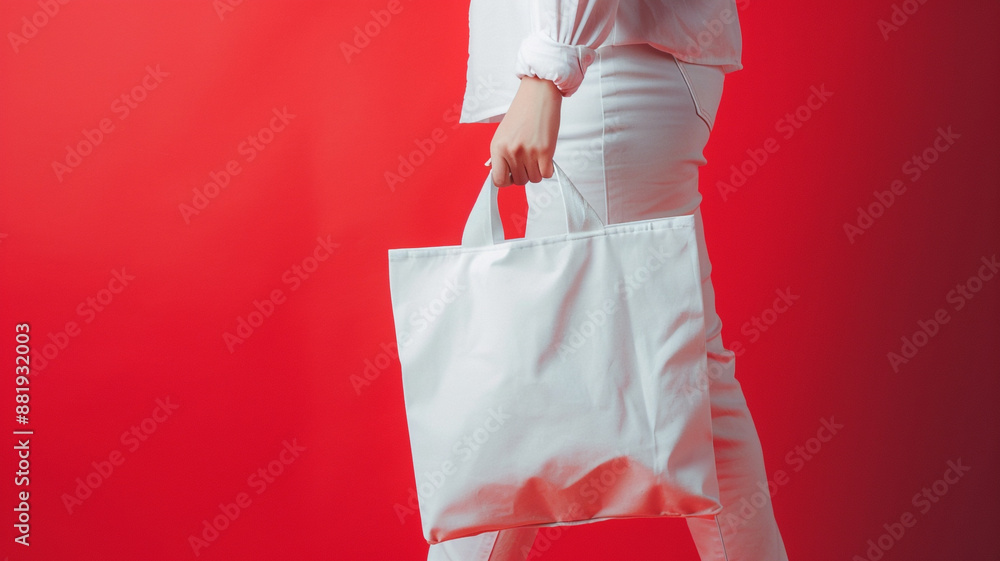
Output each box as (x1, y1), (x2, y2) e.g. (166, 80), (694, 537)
(513, 0), (620, 97)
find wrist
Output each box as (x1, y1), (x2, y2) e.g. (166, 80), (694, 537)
(519, 75), (563, 101)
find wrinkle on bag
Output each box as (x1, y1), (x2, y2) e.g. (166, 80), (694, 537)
(389, 162), (721, 544)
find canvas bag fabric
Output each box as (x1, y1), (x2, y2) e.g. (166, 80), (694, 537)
(388, 161), (722, 544)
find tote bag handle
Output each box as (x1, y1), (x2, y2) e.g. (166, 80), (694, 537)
(461, 160), (605, 247)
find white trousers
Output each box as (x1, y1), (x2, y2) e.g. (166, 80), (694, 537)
(429, 43), (788, 561)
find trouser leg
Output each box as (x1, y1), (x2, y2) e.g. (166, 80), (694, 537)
(683, 211), (789, 561)
(426, 529), (538, 561)
(482, 42), (787, 561)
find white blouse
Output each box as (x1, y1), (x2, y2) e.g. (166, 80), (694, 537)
(459, 0), (744, 124)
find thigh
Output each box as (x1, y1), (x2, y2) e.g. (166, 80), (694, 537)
(526, 42), (725, 237)
(527, 43), (727, 334)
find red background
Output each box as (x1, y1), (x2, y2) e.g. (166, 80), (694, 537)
(1, 1), (998, 560)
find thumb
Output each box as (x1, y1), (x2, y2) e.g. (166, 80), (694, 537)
(490, 155), (512, 187)
(539, 156), (554, 179)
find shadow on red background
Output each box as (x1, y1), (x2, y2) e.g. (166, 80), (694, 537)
(1, 1), (997, 559)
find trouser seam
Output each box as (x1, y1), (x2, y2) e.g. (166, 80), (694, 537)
(483, 532), (500, 561)
(715, 515), (731, 561)
(597, 46), (610, 225)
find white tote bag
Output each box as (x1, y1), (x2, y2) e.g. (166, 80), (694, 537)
(388, 161), (721, 544)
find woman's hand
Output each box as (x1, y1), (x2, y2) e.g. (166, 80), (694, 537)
(489, 76), (563, 187)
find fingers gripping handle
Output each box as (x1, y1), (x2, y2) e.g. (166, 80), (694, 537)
(461, 161), (605, 247)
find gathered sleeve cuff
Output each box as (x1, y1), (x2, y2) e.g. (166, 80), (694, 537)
(513, 0), (620, 97)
